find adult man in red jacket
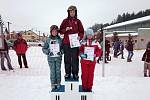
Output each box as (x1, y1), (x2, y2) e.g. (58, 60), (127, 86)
(13, 33), (28, 68)
(60, 5), (84, 80)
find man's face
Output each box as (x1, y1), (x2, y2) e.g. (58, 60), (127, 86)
(18, 35), (22, 39)
(69, 10), (75, 17)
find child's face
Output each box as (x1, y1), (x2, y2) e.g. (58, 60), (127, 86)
(87, 34), (93, 39)
(18, 35), (22, 39)
(148, 48), (150, 50)
(69, 10), (75, 17)
(51, 29), (58, 36)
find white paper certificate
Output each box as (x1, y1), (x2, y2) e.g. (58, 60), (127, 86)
(69, 33), (80, 48)
(50, 43), (60, 57)
(84, 47), (94, 61)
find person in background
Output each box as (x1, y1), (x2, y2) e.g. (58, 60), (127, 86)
(117, 40), (125, 59)
(13, 33), (28, 68)
(142, 41), (150, 77)
(126, 37), (134, 62)
(96, 32), (111, 63)
(0, 35), (14, 71)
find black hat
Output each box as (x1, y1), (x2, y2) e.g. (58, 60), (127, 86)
(50, 25), (59, 33)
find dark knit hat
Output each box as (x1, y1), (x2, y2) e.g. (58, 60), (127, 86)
(67, 5), (77, 11)
(67, 5), (77, 18)
(17, 33), (22, 37)
(50, 25), (59, 33)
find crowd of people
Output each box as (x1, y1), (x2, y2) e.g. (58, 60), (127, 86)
(0, 5), (150, 92)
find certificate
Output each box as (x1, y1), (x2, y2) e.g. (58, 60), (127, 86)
(84, 47), (94, 61)
(69, 33), (80, 48)
(49, 40), (60, 57)
(50, 44), (60, 57)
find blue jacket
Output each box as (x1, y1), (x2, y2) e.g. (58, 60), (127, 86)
(42, 35), (63, 61)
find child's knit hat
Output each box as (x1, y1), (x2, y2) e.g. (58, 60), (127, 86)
(50, 25), (59, 33)
(85, 28), (94, 36)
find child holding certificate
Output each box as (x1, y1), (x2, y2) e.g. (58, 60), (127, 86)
(79, 28), (102, 92)
(42, 25), (63, 91)
(60, 5), (84, 80)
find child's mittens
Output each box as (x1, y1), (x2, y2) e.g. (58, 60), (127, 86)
(80, 54), (87, 59)
(57, 52), (62, 56)
(49, 52), (54, 56)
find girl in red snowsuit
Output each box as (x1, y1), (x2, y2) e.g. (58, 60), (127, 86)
(79, 29), (102, 92)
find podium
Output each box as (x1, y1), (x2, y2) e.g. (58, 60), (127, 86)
(50, 76), (93, 100)
(50, 85), (65, 100)
(65, 76), (79, 92)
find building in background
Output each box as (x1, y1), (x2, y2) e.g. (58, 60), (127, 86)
(104, 15), (150, 50)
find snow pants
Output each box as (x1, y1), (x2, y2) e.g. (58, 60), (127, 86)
(0, 51), (13, 70)
(63, 45), (79, 76)
(127, 51), (134, 60)
(17, 54), (28, 68)
(48, 58), (62, 86)
(81, 60), (96, 90)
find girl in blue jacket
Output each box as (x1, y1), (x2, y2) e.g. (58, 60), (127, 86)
(42, 25), (63, 91)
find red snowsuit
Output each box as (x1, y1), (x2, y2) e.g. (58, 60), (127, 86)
(79, 39), (102, 90)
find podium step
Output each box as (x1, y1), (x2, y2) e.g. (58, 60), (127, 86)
(51, 85), (65, 92)
(79, 85), (93, 92)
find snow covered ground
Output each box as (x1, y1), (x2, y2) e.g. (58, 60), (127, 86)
(0, 47), (150, 100)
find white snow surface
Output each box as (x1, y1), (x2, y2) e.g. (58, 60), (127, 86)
(0, 47), (150, 100)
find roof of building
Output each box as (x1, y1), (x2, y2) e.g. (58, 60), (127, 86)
(106, 33), (138, 37)
(105, 15), (150, 29)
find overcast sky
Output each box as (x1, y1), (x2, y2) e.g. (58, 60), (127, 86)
(0, 0), (150, 34)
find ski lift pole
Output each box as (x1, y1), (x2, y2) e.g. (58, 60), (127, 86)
(101, 25), (105, 77)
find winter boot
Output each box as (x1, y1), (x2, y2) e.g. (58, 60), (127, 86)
(73, 74), (79, 80)
(25, 65), (29, 68)
(20, 65), (22, 69)
(127, 58), (131, 62)
(121, 57), (125, 59)
(105, 60), (108, 63)
(64, 74), (71, 80)
(97, 57), (101, 63)
(144, 73), (147, 77)
(1, 67), (7, 71)
(86, 89), (92, 92)
(9, 67), (14, 70)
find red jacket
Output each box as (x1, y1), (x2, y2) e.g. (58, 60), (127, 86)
(79, 40), (102, 63)
(13, 39), (28, 54)
(60, 17), (84, 45)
